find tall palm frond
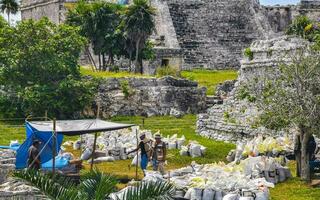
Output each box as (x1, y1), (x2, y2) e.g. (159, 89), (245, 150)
(119, 180), (176, 200)
(79, 169), (118, 200)
(0, 0), (18, 25)
(13, 170), (79, 200)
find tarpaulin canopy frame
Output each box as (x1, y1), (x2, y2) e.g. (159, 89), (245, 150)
(23, 119), (134, 173)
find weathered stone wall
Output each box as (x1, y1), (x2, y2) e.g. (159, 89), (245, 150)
(84, 76), (207, 118)
(166, 0), (273, 70)
(21, 0), (65, 23)
(0, 149), (46, 199)
(263, 6), (294, 33)
(197, 36), (308, 143)
(143, 48), (183, 75)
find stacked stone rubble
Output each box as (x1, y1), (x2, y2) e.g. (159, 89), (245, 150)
(197, 36), (308, 143)
(0, 149), (46, 199)
(85, 76), (207, 118)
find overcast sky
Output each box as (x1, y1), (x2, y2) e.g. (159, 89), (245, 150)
(260, 0), (300, 5)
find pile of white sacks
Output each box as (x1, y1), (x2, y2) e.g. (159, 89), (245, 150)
(180, 141), (207, 158)
(64, 128), (205, 163)
(226, 136), (293, 163)
(131, 155), (291, 200)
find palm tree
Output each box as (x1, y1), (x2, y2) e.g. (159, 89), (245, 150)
(0, 0), (19, 26)
(123, 0), (156, 74)
(13, 169), (176, 200)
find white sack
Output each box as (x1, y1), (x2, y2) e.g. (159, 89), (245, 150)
(222, 193), (239, 200)
(202, 189), (215, 200)
(131, 153), (141, 166)
(215, 191), (223, 200)
(168, 142), (177, 149)
(73, 140), (81, 150)
(10, 140), (20, 147)
(81, 148), (92, 160)
(190, 188), (203, 200)
(190, 145), (202, 158)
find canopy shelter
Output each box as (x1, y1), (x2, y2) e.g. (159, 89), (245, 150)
(15, 119), (134, 170)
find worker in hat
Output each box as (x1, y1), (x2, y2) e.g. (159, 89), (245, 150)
(127, 132), (152, 175)
(28, 140), (41, 170)
(152, 133), (166, 175)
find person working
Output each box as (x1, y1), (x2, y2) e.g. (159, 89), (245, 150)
(152, 133), (166, 175)
(127, 132), (152, 176)
(28, 140), (41, 170)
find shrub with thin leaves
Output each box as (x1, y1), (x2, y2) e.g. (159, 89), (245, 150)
(119, 180), (176, 200)
(79, 169), (118, 200)
(13, 170), (79, 200)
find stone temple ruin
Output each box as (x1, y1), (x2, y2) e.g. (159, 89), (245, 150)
(197, 36), (309, 143)
(19, 0), (320, 141)
(20, 0), (320, 73)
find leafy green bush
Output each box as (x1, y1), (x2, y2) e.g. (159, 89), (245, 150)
(0, 18), (96, 119)
(109, 65), (120, 72)
(244, 48), (254, 60)
(286, 15), (314, 39)
(156, 66), (181, 78)
(237, 86), (256, 102)
(120, 80), (135, 99)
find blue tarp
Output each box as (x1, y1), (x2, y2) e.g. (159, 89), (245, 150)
(0, 145), (20, 151)
(42, 156), (70, 170)
(15, 122), (64, 169)
(118, 0), (128, 5)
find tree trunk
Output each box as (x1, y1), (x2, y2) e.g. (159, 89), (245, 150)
(294, 133), (301, 177)
(129, 51), (132, 72)
(7, 11), (10, 26)
(110, 52), (114, 65)
(102, 54), (106, 71)
(98, 54), (101, 71)
(300, 126), (311, 182)
(139, 56), (143, 74)
(134, 37), (141, 73)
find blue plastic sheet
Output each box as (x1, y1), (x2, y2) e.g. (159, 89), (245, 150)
(15, 122), (64, 169)
(41, 156), (70, 170)
(118, 0), (128, 5)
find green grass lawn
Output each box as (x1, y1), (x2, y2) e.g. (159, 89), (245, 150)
(0, 120), (26, 145)
(270, 161), (320, 200)
(80, 67), (151, 78)
(80, 67), (238, 96)
(67, 115), (234, 179)
(181, 69), (238, 95)
(1, 115), (320, 199)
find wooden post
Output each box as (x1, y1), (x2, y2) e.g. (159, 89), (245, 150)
(142, 118), (145, 128)
(135, 127), (139, 180)
(45, 110), (48, 121)
(52, 118), (56, 176)
(90, 102), (100, 171)
(90, 132), (98, 171)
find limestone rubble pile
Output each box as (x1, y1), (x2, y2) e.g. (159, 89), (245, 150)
(0, 149), (46, 199)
